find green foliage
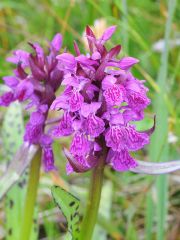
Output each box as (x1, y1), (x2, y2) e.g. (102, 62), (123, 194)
(2, 102), (25, 240)
(93, 181), (113, 240)
(1, 102), (38, 240)
(51, 186), (81, 240)
(146, 1), (177, 239)
(2, 102), (24, 161)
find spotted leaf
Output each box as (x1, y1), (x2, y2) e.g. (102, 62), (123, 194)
(51, 186), (81, 240)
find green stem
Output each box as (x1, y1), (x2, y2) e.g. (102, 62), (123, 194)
(20, 149), (41, 240)
(79, 151), (106, 240)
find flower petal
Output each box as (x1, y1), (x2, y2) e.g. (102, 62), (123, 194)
(24, 122), (42, 144)
(110, 112), (124, 125)
(103, 84), (125, 106)
(29, 42), (45, 66)
(42, 146), (56, 172)
(50, 112), (73, 137)
(15, 81), (34, 101)
(118, 57), (139, 70)
(108, 45), (121, 58)
(81, 102), (101, 117)
(51, 33), (62, 52)
(105, 125), (149, 152)
(73, 41), (81, 56)
(86, 26), (96, 52)
(70, 132), (91, 156)
(125, 126), (150, 151)
(92, 51), (101, 60)
(102, 75), (117, 90)
(0, 92), (14, 107)
(50, 95), (69, 110)
(123, 108), (144, 123)
(6, 50), (30, 67)
(107, 149), (137, 171)
(61, 75), (78, 87)
(3, 76), (19, 87)
(29, 55), (46, 80)
(76, 55), (98, 66)
(69, 90), (84, 112)
(56, 53), (76, 71)
(84, 114), (105, 137)
(127, 90), (151, 110)
(30, 111), (45, 126)
(99, 26), (116, 43)
(40, 134), (53, 147)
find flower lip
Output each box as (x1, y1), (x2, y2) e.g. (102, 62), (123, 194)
(107, 149), (138, 172)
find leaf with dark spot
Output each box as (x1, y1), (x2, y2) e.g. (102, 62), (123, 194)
(1, 102), (38, 240)
(51, 186), (81, 240)
(9, 199), (14, 209)
(69, 201), (75, 207)
(8, 228), (12, 235)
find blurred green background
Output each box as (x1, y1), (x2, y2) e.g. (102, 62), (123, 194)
(0, 0), (179, 239)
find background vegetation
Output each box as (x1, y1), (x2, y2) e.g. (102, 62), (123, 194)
(0, 0), (179, 239)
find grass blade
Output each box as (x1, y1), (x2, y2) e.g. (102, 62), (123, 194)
(145, 1), (177, 239)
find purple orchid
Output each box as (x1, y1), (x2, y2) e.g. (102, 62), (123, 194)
(50, 26), (153, 174)
(0, 34), (63, 171)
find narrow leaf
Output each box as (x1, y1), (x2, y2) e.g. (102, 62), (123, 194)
(1, 102), (38, 240)
(131, 160), (180, 174)
(51, 186), (81, 240)
(0, 143), (38, 200)
(145, 1), (177, 239)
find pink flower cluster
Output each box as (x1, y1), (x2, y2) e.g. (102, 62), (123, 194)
(0, 34), (63, 171)
(0, 26), (153, 173)
(50, 26), (152, 174)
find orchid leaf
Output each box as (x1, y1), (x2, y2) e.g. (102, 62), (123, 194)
(131, 159), (180, 175)
(1, 102), (25, 240)
(0, 143), (38, 200)
(0, 102), (38, 240)
(51, 186), (81, 240)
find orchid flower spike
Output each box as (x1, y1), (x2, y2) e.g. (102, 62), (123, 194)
(50, 25), (154, 174)
(0, 33), (63, 171)
(1, 26), (179, 176)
